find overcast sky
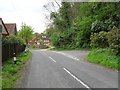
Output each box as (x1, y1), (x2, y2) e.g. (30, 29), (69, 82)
(0, 0), (60, 33)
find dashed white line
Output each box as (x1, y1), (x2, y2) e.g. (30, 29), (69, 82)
(40, 52), (56, 63)
(63, 67), (90, 89)
(49, 57), (56, 63)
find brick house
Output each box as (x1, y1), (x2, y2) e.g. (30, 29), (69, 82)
(5, 23), (17, 36)
(28, 38), (39, 45)
(28, 35), (50, 48)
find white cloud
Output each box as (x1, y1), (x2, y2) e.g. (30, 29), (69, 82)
(0, 0), (57, 33)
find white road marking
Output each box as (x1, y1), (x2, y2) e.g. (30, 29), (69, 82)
(63, 67), (90, 89)
(49, 57), (56, 63)
(40, 52), (56, 63)
(52, 51), (79, 61)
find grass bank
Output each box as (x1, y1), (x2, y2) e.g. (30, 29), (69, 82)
(30, 48), (49, 50)
(48, 48), (91, 51)
(2, 51), (32, 88)
(29, 48), (41, 50)
(0, 76), (1, 89)
(87, 48), (120, 70)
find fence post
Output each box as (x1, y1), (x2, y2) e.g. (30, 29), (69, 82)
(13, 53), (16, 65)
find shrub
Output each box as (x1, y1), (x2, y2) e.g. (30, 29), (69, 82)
(2, 35), (26, 62)
(2, 65), (19, 74)
(108, 27), (120, 55)
(2, 35), (25, 45)
(50, 32), (60, 48)
(87, 48), (120, 69)
(2, 51), (32, 88)
(31, 44), (36, 48)
(90, 31), (109, 48)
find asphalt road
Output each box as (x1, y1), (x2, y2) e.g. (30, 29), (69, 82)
(21, 50), (118, 88)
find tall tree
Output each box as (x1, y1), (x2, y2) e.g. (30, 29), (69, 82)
(45, 2), (119, 49)
(18, 24), (34, 45)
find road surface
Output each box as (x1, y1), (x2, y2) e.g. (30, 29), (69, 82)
(20, 50), (118, 88)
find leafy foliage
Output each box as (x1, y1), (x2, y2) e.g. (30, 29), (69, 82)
(2, 51), (32, 88)
(90, 31), (109, 48)
(18, 24), (34, 45)
(87, 48), (120, 69)
(108, 27), (120, 55)
(38, 39), (43, 45)
(2, 35), (24, 45)
(45, 2), (119, 51)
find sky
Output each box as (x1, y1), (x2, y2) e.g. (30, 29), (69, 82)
(0, 0), (60, 33)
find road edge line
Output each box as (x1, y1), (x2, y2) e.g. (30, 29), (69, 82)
(63, 67), (90, 89)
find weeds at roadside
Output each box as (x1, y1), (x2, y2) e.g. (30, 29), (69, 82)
(87, 48), (120, 70)
(2, 51), (32, 88)
(48, 48), (91, 51)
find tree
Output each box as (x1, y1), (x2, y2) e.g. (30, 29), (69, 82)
(18, 24), (34, 45)
(38, 39), (43, 45)
(45, 25), (56, 37)
(45, 2), (119, 49)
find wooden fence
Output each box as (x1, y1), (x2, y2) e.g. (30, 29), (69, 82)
(2, 43), (26, 62)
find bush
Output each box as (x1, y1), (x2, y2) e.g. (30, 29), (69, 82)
(108, 27), (120, 55)
(2, 35), (25, 45)
(90, 31), (109, 48)
(31, 44), (36, 48)
(2, 51), (32, 88)
(2, 35), (26, 62)
(50, 32), (60, 48)
(87, 48), (120, 69)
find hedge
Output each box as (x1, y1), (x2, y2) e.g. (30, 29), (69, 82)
(2, 35), (26, 62)
(90, 27), (120, 55)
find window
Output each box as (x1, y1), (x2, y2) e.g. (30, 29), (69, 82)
(42, 36), (46, 38)
(44, 44), (48, 45)
(44, 40), (49, 42)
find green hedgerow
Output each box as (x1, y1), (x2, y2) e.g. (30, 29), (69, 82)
(2, 34), (25, 45)
(87, 48), (120, 70)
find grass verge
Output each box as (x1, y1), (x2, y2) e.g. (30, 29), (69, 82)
(29, 48), (41, 50)
(2, 51), (32, 88)
(48, 48), (91, 51)
(0, 76), (1, 89)
(29, 48), (49, 50)
(87, 48), (120, 70)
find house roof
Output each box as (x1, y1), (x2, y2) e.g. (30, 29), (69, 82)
(5, 23), (17, 35)
(0, 18), (9, 36)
